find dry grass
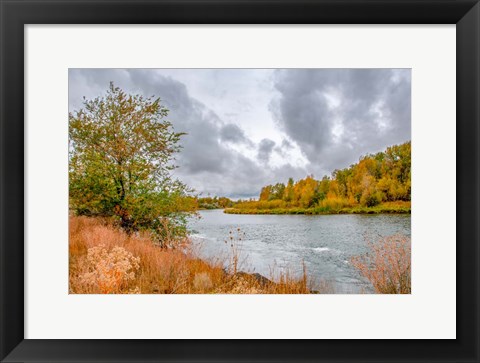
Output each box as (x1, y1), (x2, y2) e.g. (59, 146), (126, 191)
(69, 216), (313, 294)
(351, 234), (411, 294)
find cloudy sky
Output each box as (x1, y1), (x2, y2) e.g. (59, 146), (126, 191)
(69, 69), (411, 199)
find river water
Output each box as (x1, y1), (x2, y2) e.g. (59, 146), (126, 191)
(188, 209), (411, 293)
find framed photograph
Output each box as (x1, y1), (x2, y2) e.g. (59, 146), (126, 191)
(1, 0), (478, 362)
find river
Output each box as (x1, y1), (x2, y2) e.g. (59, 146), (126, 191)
(188, 209), (411, 293)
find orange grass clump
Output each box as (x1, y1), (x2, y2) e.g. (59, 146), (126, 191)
(351, 235), (411, 294)
(69, 216), (312, 294)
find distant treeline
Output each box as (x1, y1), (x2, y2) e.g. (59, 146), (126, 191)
(228, 141), (411, 214)
(197, 196), (235, 209)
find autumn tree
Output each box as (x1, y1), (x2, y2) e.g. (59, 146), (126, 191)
(69, 83), (195, 245)
(301, 176), (318, 207)
(283, 178), (295, 203)
(317, 176), (330, 201)
(269, 183), (286, 201)
(259, 185), (272, 201)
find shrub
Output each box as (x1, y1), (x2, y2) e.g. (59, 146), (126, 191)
(193, 272), (213, 292)
(360, 189), (383, 207)
(351, 235), (411, 294)
(318, 196), (351, 211)
(80, 245), (140, 294)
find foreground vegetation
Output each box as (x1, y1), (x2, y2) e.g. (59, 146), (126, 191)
(351, 234), (411, 294)
(69, 216), (312, 294)
(70, 215), (411, 294)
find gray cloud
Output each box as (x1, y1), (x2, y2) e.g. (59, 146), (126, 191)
(281, 139), (293, 150)
(271, 69), (411, 176)
(274, 138), (295, 157)
(220, 123), (253, 146)
(257, 138), (276, 163)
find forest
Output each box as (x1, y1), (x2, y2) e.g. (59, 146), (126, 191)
(225, 141), (411, 215)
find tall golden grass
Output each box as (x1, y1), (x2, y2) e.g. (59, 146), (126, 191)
(69, 216), (312, 294)
(351, 235), (411, 294)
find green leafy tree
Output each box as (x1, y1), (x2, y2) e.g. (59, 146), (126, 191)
(69, 83), (195, 246)
(269, 183), (286, 201)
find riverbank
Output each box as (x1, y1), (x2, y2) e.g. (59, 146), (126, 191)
(224, 201), (411, 215)
(69, 216), (312, 294)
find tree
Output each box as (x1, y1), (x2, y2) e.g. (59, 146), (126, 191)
(283, 178), (295, 203)
(259, 185), (272, 201)
(269, 183), (286, 201)
(69, 83), (195, 245)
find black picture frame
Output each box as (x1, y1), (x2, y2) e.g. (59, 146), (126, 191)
(1, 1), (479, 362)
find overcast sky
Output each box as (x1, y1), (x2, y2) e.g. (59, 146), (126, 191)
(69, 69), (411, 199)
